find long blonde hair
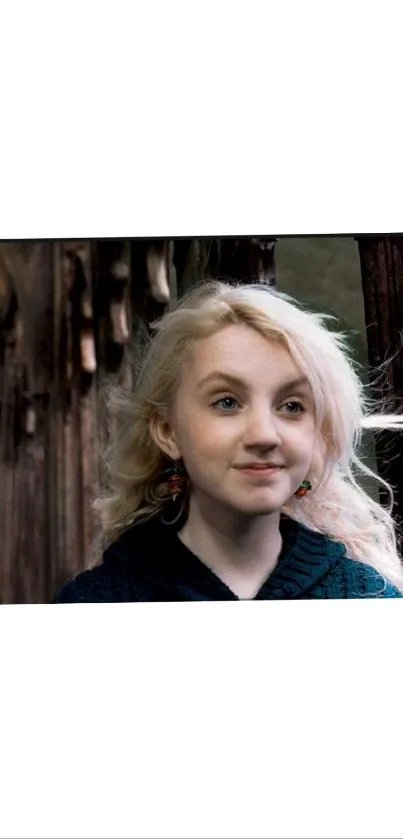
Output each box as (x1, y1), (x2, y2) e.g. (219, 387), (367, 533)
(94, 280), (403, 591)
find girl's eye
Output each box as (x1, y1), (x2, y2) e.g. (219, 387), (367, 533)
(211, 398), (306, 414)
(280, 400), (305, 414)
(213, 396), (240, 412)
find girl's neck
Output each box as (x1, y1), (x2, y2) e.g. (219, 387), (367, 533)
(177, 497), (283, 599)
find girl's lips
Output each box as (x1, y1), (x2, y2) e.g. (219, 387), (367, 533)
(236, 466), (283, 477)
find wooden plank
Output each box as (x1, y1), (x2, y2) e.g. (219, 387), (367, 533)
(0, 336), (14, 602)
(0, 243), (54, 394)
(4, 351), (18, 604)
(51, 244), (66, 598)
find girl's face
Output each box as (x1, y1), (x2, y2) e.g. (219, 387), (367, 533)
(158, 323), (317, 520)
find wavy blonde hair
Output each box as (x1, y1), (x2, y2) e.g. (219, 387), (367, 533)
(94, 280), (403, 591)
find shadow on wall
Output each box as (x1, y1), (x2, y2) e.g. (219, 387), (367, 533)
(275, 235), (379, 502)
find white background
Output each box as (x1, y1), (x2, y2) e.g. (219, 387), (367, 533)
(0, 2), (402, 837)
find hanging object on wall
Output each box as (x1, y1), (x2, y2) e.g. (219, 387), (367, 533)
(109, 243), (131, 345)
(61, 242), (97, 378)
(146, 240), (170, 304)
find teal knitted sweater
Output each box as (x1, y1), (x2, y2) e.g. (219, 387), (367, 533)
(53, 513), (402, 602)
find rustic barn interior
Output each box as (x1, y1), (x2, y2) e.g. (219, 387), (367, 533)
(0, 235), (402, 603)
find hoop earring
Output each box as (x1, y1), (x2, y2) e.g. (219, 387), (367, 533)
(161, 498), (187, 526)
(294, 479), (312, 498)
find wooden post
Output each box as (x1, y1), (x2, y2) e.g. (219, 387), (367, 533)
(356, 235), (403, 550)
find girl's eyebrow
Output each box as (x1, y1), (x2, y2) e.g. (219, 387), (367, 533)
(276, 376), (310, 394)
(198, 371), (310, 392)
(198, 372), (248, 389)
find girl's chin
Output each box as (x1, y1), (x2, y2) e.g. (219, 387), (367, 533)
(191, 485), (294, 517)
(225, 495), (288, 517)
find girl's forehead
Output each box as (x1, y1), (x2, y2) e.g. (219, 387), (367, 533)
(182, 325), (304, 383)
(188, 324), (296, 364)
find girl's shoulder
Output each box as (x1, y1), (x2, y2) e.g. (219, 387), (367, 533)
(52, 517), (163, 603)
(52, 564), (132, 603)
(333, 556), (403, 599)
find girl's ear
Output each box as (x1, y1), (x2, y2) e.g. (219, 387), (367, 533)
(149, 413), (182, 460)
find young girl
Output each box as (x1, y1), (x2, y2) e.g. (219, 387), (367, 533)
(53, 280), (403, 601)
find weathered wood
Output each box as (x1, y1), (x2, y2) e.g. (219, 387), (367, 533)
(1, 342), (17, 603)
(0, 243), (54, 395)
(356, 235), (403, 549)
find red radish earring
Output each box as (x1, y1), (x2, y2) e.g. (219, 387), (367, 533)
(295, 480), (312, 498)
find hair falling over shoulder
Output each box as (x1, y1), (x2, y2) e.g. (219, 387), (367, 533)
(92, 280), (403, 592)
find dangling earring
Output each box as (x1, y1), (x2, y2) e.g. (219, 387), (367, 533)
(160, 459), (188, 525)
(295, 479), (312, 498)
(165, 460), (187, 501)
